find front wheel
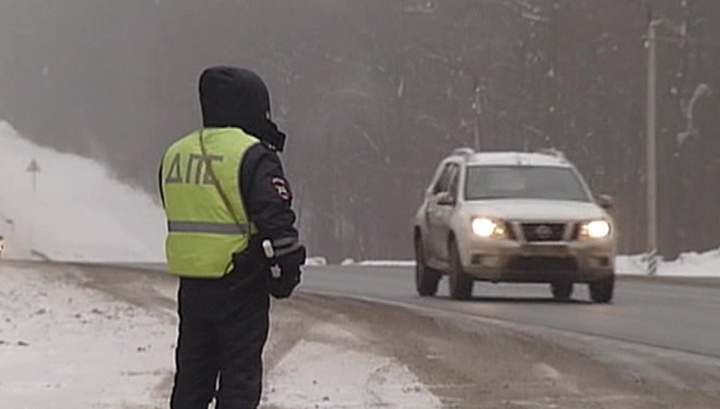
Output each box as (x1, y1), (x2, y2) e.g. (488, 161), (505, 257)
(589, 276), (615, 303)
(448, 241), (473, 300)
(415, 236), (440, 296)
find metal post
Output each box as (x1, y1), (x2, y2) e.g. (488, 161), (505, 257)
(26, 159), (41, 255)
(472, 76), (481, 150)
(647, 21), (659, 276)
(30, 173), (36, 252)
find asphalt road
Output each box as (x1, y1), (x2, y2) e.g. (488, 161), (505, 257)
(64, 260), (720, 359)
(300, 265), (720, 359)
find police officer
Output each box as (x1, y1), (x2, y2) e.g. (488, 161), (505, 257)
(159, 66), (306, 409)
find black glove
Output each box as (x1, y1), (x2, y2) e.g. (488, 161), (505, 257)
(267, 244), (306, 299)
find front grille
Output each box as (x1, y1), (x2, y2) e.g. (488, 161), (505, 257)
(521, 223), (566, 242)
(507, 256), (579, 273)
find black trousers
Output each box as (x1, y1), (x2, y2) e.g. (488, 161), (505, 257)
(170, 273), (270, 409)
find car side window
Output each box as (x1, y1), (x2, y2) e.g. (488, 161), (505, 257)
(447, 164), (460, 197)
(432, 164), (453, 194)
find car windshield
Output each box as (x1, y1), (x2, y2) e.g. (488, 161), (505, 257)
(465, 165), (590, 202)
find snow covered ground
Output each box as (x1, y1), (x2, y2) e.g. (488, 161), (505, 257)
(0, 265), (176, 408)
(0, 263), (442, 409)
(263, 337), (441, 409)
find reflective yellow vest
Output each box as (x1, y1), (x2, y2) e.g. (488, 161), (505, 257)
(161, 128), (259, 277)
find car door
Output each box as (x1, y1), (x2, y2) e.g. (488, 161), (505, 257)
(434, 163), (460, 262)
(426, 163), (459, 262)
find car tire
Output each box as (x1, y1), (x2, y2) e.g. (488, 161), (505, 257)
(414, 236), (440, 297)
(448, 240), (473, 300)
(551, 281), (574, 300)
(589, 275), (615, 303)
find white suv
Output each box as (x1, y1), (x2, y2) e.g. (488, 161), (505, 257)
(413, 148), (617, 303)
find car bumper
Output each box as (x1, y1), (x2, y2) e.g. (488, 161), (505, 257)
(459, 239), (615, 283)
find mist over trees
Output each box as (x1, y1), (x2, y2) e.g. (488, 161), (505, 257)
(0, 0), (718, 261)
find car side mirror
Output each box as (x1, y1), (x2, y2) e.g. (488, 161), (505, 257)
(436, 192), (456, 206)
(596, 194), (614, 210)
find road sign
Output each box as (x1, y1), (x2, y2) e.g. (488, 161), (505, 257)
(27, 159), (41, 173)
(27, 159), (41, 193)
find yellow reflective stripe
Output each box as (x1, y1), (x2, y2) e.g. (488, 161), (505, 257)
(168, 221), (249, 235)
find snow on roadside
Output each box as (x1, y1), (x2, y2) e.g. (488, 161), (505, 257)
(263, 340), (442, 409)
(0, 265), (175, 408)
(0, 121), (165, 262)
(616, 251), (720, 277)
(305, 256), (328, 266)
(0, 264), (443, 409)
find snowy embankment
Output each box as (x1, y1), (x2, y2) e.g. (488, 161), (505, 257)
(0, 121), (165, 262)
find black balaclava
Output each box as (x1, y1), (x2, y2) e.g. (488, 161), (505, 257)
(199, 66), (286, 151)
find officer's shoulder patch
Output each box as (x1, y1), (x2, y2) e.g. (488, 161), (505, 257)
(271, 177), (291, 201)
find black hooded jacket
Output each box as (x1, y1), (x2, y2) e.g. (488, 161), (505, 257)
(159, 67), (298, 248)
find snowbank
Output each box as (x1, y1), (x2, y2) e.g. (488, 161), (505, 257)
(0, 122), (165, 262)
(305, 256), (328, 266)
(616, 250), (720, 277)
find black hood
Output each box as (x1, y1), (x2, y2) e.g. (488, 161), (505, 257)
(199, 66), (286, 151)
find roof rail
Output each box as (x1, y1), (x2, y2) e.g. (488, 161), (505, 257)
(536, 148), (566, 160)
(451, 147), (475, 158)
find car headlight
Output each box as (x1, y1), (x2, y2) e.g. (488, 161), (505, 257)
(471, 217), (507, 239)
(579, 220), (611, 239)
